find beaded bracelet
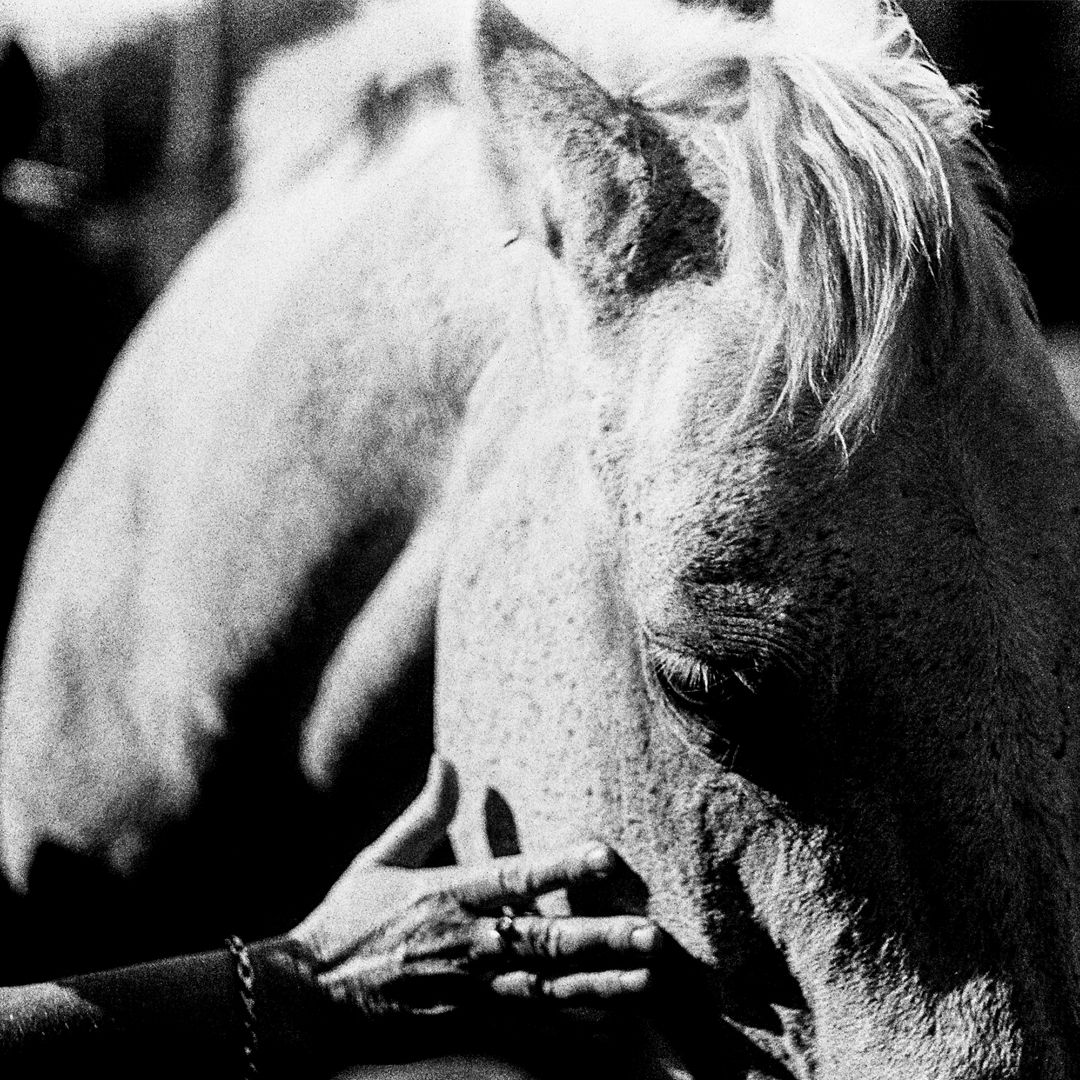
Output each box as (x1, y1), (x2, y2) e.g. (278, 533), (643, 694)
(226, 935), (258, 1078)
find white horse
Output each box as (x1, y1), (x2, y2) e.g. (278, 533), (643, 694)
(4, 1), (1080, 1073)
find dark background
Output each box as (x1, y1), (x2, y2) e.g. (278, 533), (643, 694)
(907, 0), (1079, 329)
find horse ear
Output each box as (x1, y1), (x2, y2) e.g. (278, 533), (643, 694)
(473, 0), (665, 294)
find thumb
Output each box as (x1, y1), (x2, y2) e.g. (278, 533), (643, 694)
(364, 755), (459, 868)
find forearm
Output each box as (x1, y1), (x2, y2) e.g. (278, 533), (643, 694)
(0, 938), (331, 1079)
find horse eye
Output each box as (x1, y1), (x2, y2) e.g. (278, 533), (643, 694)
(647, 644), (754, 717)
(643, 637), (800, 771)
(651, 651), (716, 712)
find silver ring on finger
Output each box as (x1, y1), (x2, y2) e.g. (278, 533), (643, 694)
(494, 913), (519, 953)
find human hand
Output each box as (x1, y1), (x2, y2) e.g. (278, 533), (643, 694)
(290, 757), (662, 1019)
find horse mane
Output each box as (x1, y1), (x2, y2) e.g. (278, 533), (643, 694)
(234, 1), (1032, 447)
(636, 3), (1029, 448)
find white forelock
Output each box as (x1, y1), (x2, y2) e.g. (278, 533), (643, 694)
(635, 3), (999, 445)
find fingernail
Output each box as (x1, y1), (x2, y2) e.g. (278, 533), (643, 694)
(619, 969), (651, 992)
(630, 925), (660, 952)
(586, 845), (615, 875)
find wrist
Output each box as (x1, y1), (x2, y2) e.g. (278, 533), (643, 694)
(245, 936), (335, 1074)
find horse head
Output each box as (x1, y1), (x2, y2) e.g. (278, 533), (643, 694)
(438, 2), (1080, 1075)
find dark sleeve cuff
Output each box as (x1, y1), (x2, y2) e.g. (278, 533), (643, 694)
(248, 935), (338, 1072)
(45, 937), (334, 1078)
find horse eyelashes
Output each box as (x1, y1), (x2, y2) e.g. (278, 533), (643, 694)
(643, 631), (806, 772)
(645, 639), (752, 746)
(650, 646), (717, 711)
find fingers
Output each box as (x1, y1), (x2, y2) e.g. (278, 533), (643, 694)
(490, 968), (653, 1001)
(311, 901), (663, 1016)
(453, 843), (620, 908)
(472, 915), (662, 967)
(363, 756), (459, 868)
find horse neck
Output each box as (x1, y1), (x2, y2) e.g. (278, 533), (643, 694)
(942, 205), (1080, 1017)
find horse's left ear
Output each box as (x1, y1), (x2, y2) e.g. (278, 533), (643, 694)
(474, 0), (710, 295)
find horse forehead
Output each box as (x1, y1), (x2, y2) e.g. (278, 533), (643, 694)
(601, 307), (799, 524)
(595, 276), (757, 439)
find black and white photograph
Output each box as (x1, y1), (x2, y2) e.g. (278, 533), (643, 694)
(0, 1), (1078, 1076)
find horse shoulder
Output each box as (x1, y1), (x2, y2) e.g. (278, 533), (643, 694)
(0, 111), (519, 881)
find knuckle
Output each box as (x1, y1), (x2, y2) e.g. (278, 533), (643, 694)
(520, 917), (550, 956)
(501, 861), (529, 898)
(423, 887), (462, 911)
(537, 919), (560, 958)
(614, 919), (639, 950)
(519, 863), (543, 896)
(412, 888), (468, 925)
(496, 865), (514, 896)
